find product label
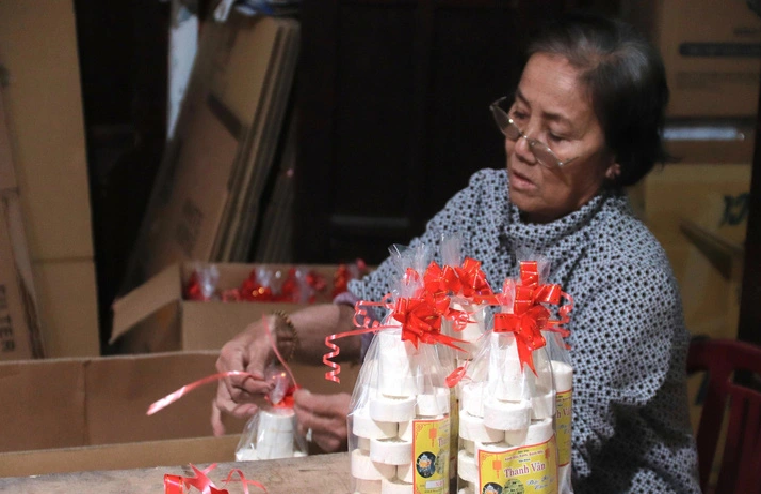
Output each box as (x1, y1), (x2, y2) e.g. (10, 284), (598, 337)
(413, 416), (451, 494)
(556, 389), (572, 466)
(478, 436), (557, 494)
(450, 393), (459, 477)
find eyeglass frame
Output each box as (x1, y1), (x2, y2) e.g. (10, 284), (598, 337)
(489, 96), (579, 168)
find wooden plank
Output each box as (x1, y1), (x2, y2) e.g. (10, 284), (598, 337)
(0, 452), (352, 493)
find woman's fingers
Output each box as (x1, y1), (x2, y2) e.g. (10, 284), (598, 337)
(293, 390), (351, 452)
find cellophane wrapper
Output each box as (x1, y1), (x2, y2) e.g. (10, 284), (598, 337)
(234, 404), (308, 461)
(456, 282), (559, 494)
(347, 245), (453, 494)
(235, 365), (308, 461)
(521, 253), (574, 494)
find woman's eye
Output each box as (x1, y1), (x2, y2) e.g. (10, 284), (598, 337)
(511, 111), (529, 121)
(548, 133), (566, 143)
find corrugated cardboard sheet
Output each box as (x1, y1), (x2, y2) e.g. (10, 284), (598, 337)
(124, 14), (300, 291)
(111, 263), (341, 354)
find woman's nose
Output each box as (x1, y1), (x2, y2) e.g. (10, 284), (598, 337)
(513, 133), (537, 165)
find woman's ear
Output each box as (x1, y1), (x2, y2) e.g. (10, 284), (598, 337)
(605, 163), (621, 180)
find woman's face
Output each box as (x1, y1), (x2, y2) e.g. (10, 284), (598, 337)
(505, 53), (618, 224)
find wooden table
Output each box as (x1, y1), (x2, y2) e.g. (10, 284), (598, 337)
(0, 452), (352, 493)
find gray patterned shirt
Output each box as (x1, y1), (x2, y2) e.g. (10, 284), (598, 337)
(347, 168), (700, 493)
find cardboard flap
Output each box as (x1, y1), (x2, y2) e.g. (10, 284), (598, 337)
(110, 264), (183, 344)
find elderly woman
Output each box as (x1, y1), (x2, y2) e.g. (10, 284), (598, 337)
(213, 12), (700, 493)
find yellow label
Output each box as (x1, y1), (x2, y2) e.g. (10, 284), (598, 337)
(556, 389), (572, 466)
(477, 436), (557, 494)
(449, 394), (460, 491)
(413, 416), (451, 494)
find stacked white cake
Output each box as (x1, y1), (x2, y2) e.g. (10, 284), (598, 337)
(350, 330), (451, 494)
(456, 332), (556, 490)
(235, 408), (307, 461)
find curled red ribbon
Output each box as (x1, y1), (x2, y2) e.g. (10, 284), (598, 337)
(322, 290), (469, 383)
(148, 316), (299, 414)
(164, 464), (268, 494)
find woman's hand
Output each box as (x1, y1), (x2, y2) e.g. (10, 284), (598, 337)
(212, 319), (275, 436)
(293, 389), (351, 452)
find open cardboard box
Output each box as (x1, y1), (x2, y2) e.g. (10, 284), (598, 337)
(0, 351), (359, 477)
(111, 263), (350, 353)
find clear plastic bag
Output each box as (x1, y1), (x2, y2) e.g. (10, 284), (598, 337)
(346, 245), (453, 494)
(456, 275), (560, 494)
(184, 263), (220, 300)
(521, 254), (574, 494)
(235, 364), (308, 461)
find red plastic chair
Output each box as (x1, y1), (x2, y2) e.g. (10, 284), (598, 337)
(687, 338), (761, 494)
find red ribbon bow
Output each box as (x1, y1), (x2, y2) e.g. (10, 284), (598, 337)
(391, 296), (467, 350)
(322, 266), (470, 384)
(454, 257), (494, 300)
(492, 261), (572, 374)
(423, 258), (494, 302)
(164, 464), (268, 494)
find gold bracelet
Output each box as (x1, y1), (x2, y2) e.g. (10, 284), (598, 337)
(272, 310), (297, 362)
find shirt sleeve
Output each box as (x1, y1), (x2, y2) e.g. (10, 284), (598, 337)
(570, 263), (697, 492)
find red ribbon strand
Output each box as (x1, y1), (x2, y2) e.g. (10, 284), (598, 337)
(163, 464), (268, 494)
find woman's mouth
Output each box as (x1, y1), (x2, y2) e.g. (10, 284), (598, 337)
(510, 169), (536, 190)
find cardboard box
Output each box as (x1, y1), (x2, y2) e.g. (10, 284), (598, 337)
(0, 194), (39, 360)
(0, 1), (94, 260)
(111, 263), (347, 353)
(0, 90), (43, 360)
(635, 160), (750, 339)
(0, 3), (100, 358)
(33, 259), (100, 358)
(0, 90), (17, 192)
(625, 0), (761, 117)
(124, 15), (300, 290)
(0, 351), (359, 477)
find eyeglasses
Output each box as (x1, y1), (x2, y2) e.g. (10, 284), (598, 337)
(489, 96), (578, 168)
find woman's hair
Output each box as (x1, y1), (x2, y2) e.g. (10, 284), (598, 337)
(527, 12), (669, 187)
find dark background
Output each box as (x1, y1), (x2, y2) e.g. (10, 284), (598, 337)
(73, 0), (623, 349)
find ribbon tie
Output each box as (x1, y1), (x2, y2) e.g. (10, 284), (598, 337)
(492, 261), (572, 374)
(455, 257), (494, 299)
(391, 296), (467, 350)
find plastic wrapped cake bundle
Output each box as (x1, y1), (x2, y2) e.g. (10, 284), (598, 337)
(235, 405), (307, 461)
(455, 269), (565, 494)
(342, 245), (457, 494)
(235, 364), (308, 461)
(519, 251), (574, 494)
